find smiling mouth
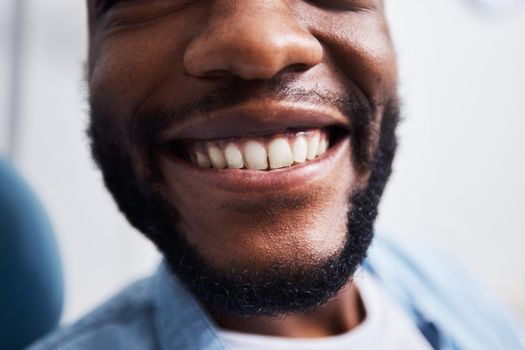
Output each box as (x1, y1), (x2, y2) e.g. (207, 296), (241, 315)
(165, 126), (348, 171)
(157, 102), (353, 192)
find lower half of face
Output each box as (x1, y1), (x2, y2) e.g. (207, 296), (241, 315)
(88, 93), (398, 316)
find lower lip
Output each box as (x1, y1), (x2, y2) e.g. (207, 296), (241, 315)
(159, 137), (351, 193)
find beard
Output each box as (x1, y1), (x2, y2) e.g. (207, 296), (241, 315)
(87, 79), (399, 317)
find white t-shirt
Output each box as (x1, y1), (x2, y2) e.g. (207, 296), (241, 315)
(219, 271), (433, 350)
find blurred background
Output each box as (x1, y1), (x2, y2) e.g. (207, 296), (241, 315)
(1, 0), (524, 327)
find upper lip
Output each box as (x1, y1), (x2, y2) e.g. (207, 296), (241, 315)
(159, 100), (351, 143)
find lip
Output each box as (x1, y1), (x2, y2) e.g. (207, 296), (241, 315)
(159, 100), (351, 142)
(159, 136), (351, 193)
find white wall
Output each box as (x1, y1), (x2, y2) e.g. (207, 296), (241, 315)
(381, 1), (525, 320)
(0, 1), (14, 153)
(4, 0), (524, 324)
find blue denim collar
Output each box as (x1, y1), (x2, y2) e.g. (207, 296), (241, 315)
(153, 263), (228, 350)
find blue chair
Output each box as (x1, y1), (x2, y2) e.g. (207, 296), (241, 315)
(0, 158), (63, 350)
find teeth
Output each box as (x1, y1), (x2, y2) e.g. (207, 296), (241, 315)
(244, 141), (268, 170)
(268, 138), (294, 169)
(224, 143), (244, 169)
(306, 133), (320, 160)
(187, 129), (332, 171)
(196, 151), (211, 168)
(318, 136), (328, 156)
(292, 136), (307, 164)
(208, 145), (226, 169)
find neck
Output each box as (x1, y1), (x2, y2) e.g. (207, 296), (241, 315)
(213, 282), (365, 338)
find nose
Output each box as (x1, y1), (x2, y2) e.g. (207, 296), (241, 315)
(183, 2), (323, 80)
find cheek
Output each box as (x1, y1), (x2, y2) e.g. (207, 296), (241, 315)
(88, 23), (195, 176)
(315, 14), (398, 105)
(88, 23), (191, 131)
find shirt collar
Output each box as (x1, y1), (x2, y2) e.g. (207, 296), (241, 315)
(153, 262), (228, 350)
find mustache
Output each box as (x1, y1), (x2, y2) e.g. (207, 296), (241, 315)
(126, 78), (374, 148)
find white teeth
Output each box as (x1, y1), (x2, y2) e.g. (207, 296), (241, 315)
(196, 151), (211, 168)
(268, 138), (294, 169)
(306, 133), (320, 160)
(208, 145), (226, 169)
(224, 143), (244, 169)
(292, 136), (307, 163)
(318, 137), (328, 156)
(189, 129), (331, 170)
(244, 141), (268, 170)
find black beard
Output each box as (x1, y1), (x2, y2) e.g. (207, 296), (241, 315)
(88, 81), (399, 317)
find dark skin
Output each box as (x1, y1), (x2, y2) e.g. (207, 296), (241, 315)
(87, 0), (397, 338)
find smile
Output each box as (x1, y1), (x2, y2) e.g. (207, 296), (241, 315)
(158, 102), (352, 192)
(169, 127), (350, 171)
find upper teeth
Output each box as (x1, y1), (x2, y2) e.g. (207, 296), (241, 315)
(189, 129), (329, 170)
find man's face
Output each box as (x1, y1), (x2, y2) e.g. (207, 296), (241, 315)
(87, 0), (398, 315)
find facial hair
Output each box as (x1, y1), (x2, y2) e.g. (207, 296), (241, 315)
(87, 79), (399, 317)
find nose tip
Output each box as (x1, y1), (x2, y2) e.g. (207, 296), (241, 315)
(183, 13), (323, 80)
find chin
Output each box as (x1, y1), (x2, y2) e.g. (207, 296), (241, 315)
(175, 198), (351, 273)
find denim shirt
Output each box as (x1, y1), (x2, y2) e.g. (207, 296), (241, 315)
(28, 237), (525, 350)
